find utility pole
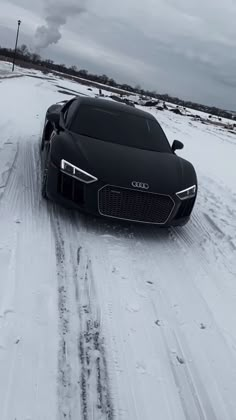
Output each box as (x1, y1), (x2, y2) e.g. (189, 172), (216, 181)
(12, 20), (21, 72)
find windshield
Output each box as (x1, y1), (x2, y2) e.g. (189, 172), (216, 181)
(70, 104), (172, 153)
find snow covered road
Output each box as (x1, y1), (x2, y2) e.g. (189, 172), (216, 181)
(0, 64), (236, 420)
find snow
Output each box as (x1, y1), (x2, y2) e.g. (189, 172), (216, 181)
(140, 106), (236, 192)
(0, 61), (236, 420)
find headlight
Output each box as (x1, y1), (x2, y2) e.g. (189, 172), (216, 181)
(61, 159), (98, 184)
(176, 185), (196, 200)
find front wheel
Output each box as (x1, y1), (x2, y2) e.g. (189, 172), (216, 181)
(41, 122), (54, 151)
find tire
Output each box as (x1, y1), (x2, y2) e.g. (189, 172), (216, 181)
(41, 122), (54, 151)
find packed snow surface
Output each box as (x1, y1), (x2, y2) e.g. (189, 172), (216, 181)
(0, 62), (236, 420)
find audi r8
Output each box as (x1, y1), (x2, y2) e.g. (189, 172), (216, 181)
(41, 96), (197, 226)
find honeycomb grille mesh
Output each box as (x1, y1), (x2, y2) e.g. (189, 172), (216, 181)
(99, 186), (174, 224)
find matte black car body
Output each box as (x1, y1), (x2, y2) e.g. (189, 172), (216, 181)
(41, 96), (197, 226)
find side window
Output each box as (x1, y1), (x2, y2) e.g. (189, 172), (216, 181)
(61, 102), (70, 122)
(65, 100), (79, 127)
(63, 107), (69, 122)
(61, 99), (78, 125)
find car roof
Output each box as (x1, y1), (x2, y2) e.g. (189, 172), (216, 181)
(76, 96), (156, 120)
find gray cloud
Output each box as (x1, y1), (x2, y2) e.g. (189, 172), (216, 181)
(1, 0), (236, 110)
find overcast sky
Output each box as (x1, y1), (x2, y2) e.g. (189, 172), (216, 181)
(1, 0), (236, 110)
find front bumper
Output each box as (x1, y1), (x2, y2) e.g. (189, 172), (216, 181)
(46, 162), (196, 226)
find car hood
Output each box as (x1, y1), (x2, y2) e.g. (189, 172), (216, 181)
(63, 133), (197, 194)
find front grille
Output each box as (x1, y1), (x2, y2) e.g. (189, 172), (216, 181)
(98, 185), (174, 224)
(58, 172), (84, 205)
(175, 197), (195, 219)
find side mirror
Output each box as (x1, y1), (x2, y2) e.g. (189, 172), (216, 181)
(172, 140), (184, 152)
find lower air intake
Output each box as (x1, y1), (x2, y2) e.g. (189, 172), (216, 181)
(175, 197), (195, 219)
(58, 172), (84, 205)
(98, 185), (174, 224)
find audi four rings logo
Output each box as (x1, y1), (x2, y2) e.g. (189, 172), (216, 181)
(132, 181), (149, 190)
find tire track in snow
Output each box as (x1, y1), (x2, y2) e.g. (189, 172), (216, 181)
(71, 241), (114, 420)
(0, 141), (18, 202)
(90, 216), (236, 419)
(52, 211), (114, 420)
(149, 285), (216, 420)
(52, 215), (74, 420)
(81, 223), (190, 420)
(137, 227), (236, 419)
(48, 169), (236, 420)
(131, 232), (232, 419)
(6, 135), (114, 419)
(0, 134), (59, 420)
(1, 138), (41, 220)
(0, 137), (41, 223)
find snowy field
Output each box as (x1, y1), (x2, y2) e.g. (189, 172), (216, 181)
(0, 61), (236, 420)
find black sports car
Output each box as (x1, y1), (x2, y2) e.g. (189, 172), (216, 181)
(41, 96), (197, 226)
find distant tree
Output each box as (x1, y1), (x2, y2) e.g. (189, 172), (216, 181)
(30, 53), (41, 63)
(45, 59), (54, 65)
(107, 78), (116, 86)
(122, 84), (134, 92)
(19, 44), (29, 56)
(100, 74), (109, 84)
(0, 43), (234, 122)
(78, 69), (88, 77)
(42, 59), (53, 69)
